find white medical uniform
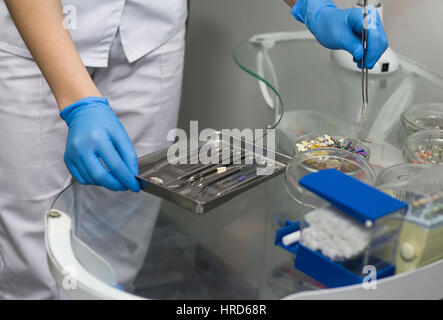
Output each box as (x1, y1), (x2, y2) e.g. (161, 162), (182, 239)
(0, 0), (187, 299)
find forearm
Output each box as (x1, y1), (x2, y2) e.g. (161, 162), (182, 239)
(284, 0), (298, 7)
(5, 0), (101, 110)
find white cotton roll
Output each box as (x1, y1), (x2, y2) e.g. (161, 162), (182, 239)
(300, 206), (372, 261)
(282, 231), (301, 246)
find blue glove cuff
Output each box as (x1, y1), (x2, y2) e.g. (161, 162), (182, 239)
(290, 0), (336, 29)
(60, 97), (110, 126)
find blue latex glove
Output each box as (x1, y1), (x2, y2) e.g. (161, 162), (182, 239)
(291, 0), (388, 69)
(61, 97), (140, 192)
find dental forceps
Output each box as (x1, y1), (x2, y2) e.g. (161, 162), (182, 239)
(361, 0), (369, 118)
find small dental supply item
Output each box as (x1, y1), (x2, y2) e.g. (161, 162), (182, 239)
(281, 230), (301, 247)
(136, 131), (291, 214)
(295, 133), (370, 160)
(276, 169), (407, 288)
(300, 206), (372, 261)
(403, 130), (443, 165)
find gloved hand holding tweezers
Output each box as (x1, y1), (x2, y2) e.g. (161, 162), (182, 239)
(290, 0), (388, 70)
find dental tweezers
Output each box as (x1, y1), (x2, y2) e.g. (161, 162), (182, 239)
(361, 0), (369, 117)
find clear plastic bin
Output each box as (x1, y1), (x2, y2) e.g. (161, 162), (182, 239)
(378, 166), (443, 274)
(285, 149), (376, 208)
(376, 163), (429, 186)
(297, 204), (404, 278)
(403, 130), (443, 165)
(401, 103), (443, 135)
(277, 169), (406, 287)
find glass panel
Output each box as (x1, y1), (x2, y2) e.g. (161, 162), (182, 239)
(51, 177), (314, 299)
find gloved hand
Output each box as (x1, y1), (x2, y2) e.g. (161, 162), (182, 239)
(290, 0), (388, 69)
(60, 97), (140, 192)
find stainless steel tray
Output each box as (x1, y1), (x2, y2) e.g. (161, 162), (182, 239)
(136, 132), (291, 214)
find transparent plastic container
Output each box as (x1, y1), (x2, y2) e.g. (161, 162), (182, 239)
(401, 103), (443, 135)
(378, 167), (443, 274)
(297, 204), (404, 278)
(285, 149), (376, 208)
(379, 167), (443, 228)
(402, 130), (443, 165)
(376, 163), (429, 186)
(294, 133), (370, 161)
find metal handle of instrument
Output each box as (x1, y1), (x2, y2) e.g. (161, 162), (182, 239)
(361, 0), (369, 118)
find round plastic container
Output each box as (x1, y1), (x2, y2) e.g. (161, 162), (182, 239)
(285, 149), (376, 208)
(294, 133), (370, 161)
(401, 103), (443, 135)
(378, 166), (443, 226)
(376, 163), (429, 186)
(403, 130), (443, 165)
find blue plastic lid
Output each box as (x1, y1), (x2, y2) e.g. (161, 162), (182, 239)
(299, 169), (408, 224)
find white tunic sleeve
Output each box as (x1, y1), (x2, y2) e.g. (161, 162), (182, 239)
(0, 0), (187, 67)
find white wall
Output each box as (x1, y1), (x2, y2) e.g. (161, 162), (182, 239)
(179, 0), (299, 131)
(383, 0), (443, 76)
(178, 0), (443, 130)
